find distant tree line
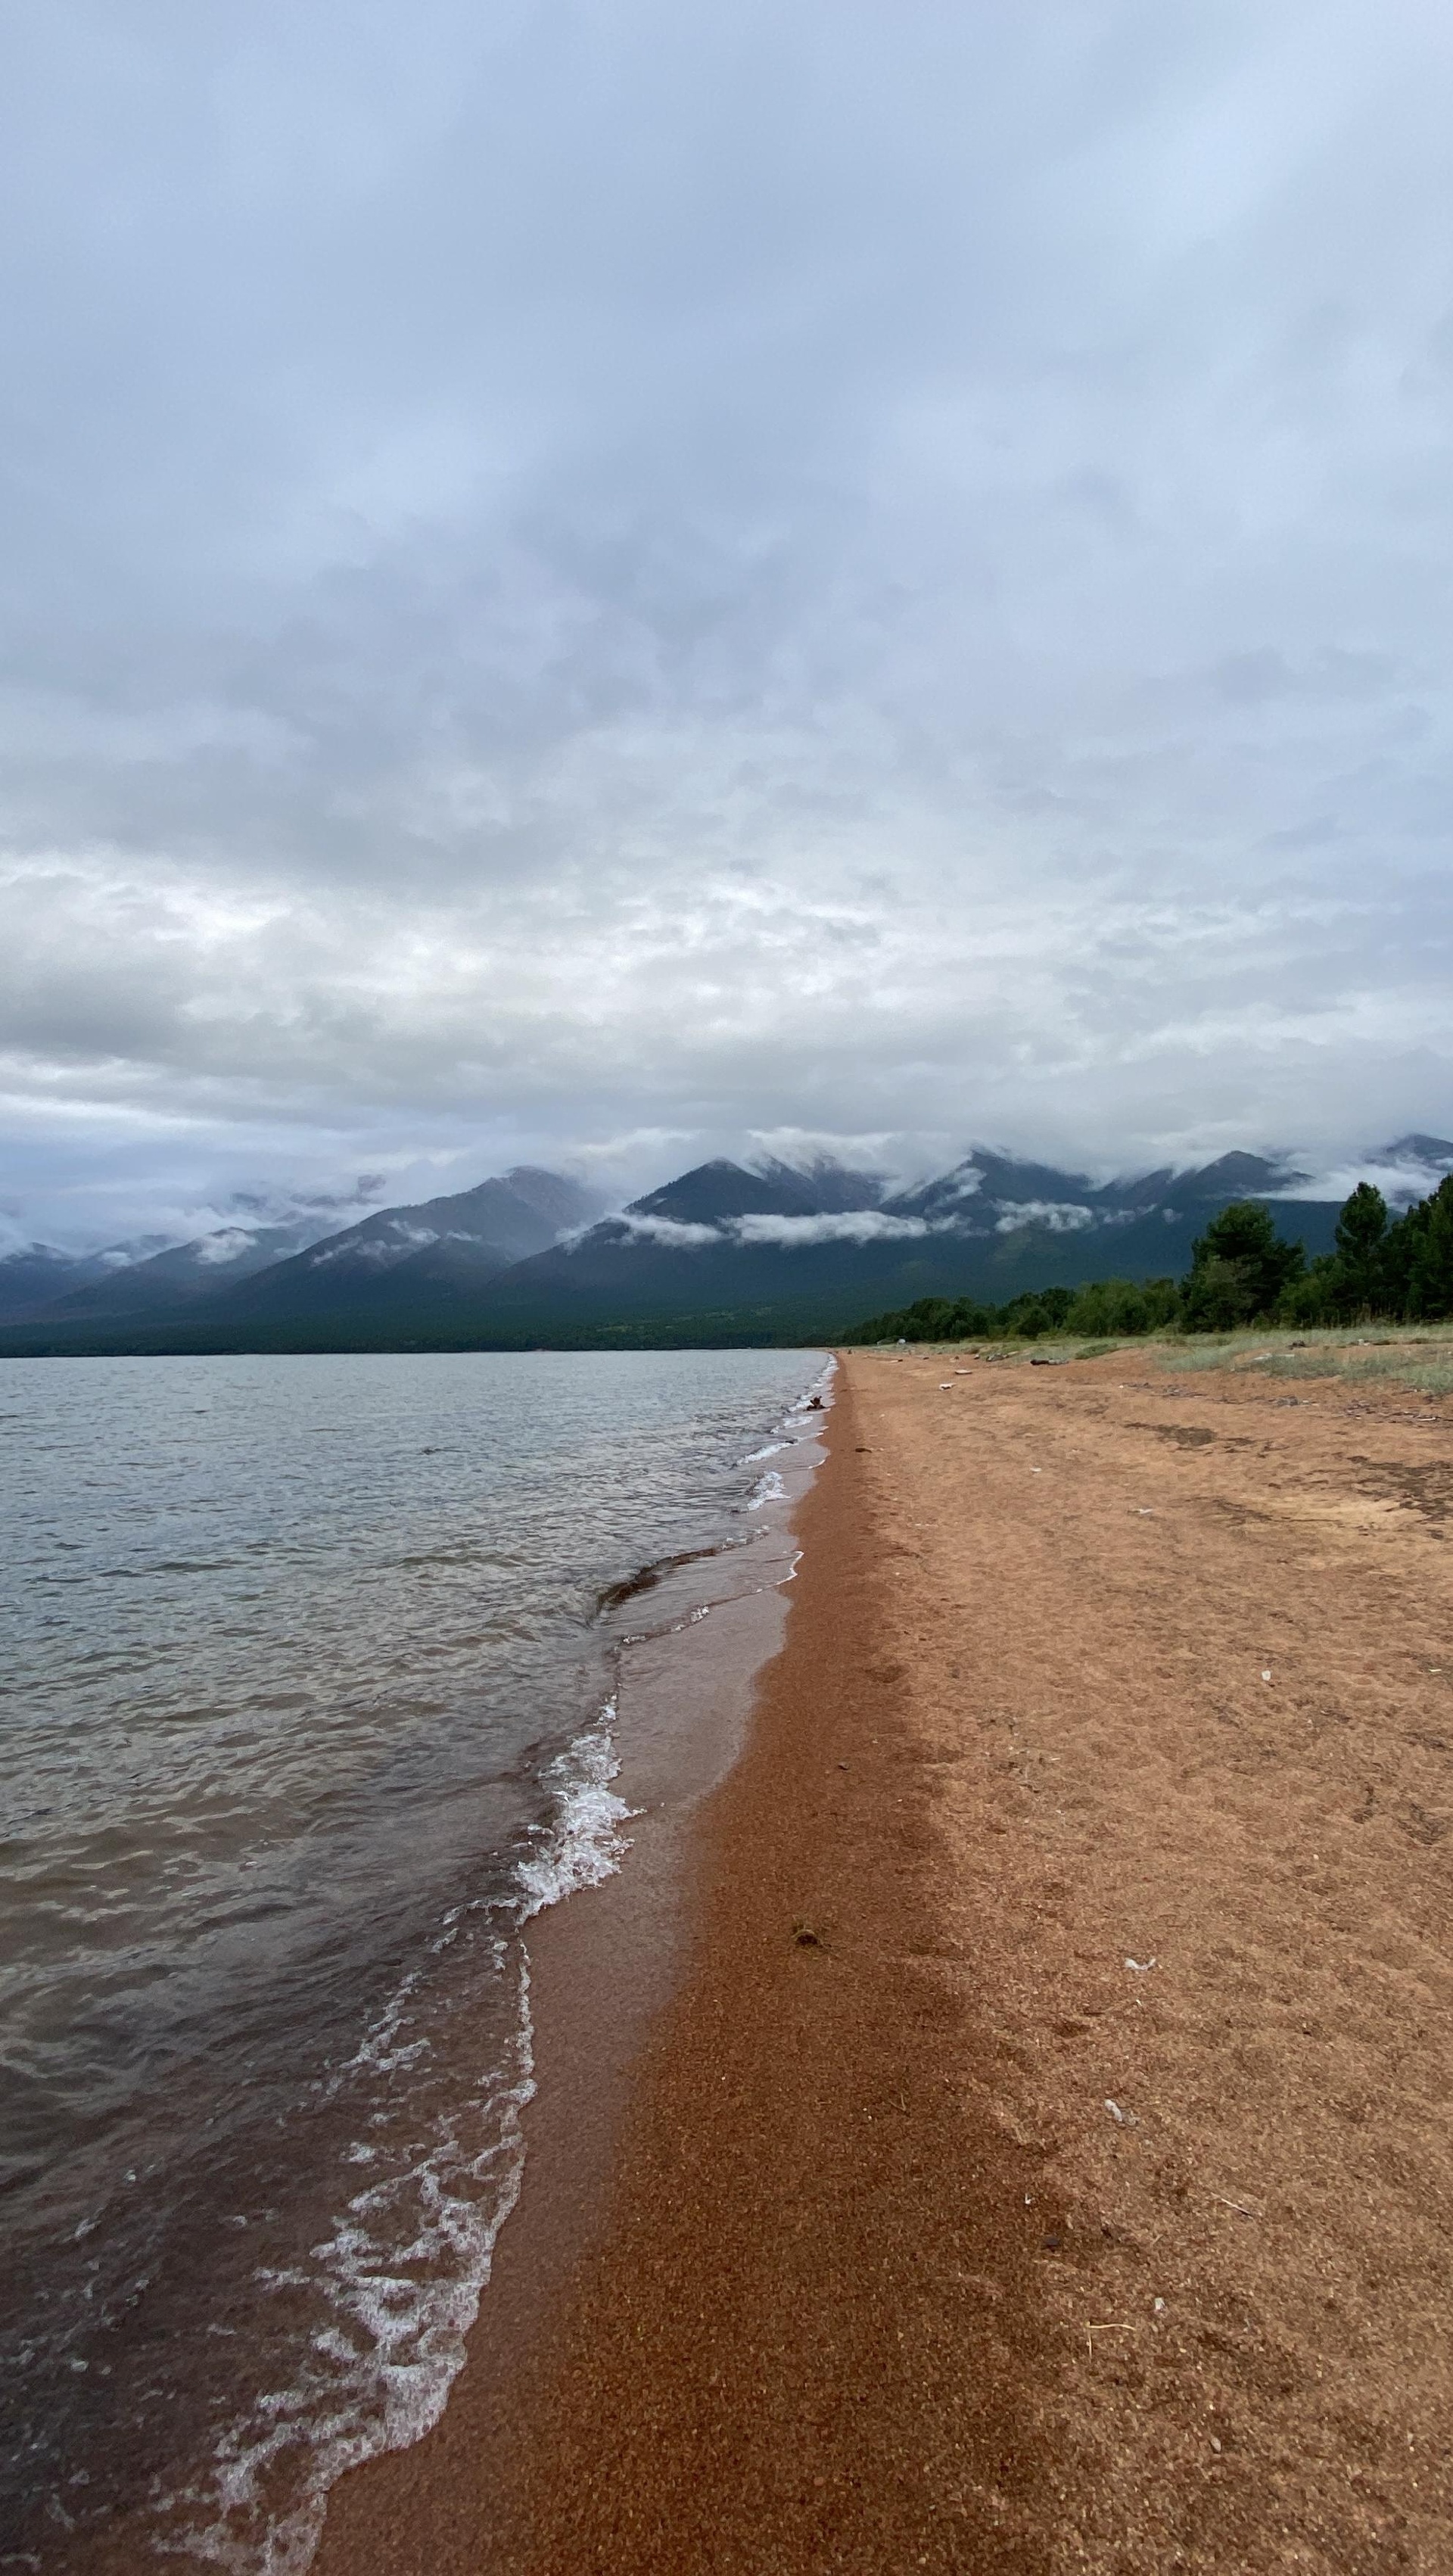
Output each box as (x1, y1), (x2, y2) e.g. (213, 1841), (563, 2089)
(842, 1177), (1453, 1344)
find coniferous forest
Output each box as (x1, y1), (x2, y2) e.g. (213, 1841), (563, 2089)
(843, 1177), (1453, 1344)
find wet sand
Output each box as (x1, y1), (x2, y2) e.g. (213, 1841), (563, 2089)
(316, 1348), (1453, 2571)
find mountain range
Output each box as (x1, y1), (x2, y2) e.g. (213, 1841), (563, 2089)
(3, 1136), (1451, 1353)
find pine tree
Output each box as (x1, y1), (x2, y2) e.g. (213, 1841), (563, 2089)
(1180, 1201), (1305, 1328)
(1330, 1182), (1389, 1316)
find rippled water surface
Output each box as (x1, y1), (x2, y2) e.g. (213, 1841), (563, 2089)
(0, 1348), (825, 2569)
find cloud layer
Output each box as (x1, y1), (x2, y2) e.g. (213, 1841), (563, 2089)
(4, 2), (1453, 1244)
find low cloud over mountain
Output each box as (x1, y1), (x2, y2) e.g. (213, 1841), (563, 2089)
(7, 1133), (1449, 1351)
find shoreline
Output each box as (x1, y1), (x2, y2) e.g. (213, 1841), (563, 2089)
(487, 1358), (1056, 2574)
(314, 1363), (1055, 2573)
(315, 1346), (1453, 2571)
(309, 1385), (834, 2576)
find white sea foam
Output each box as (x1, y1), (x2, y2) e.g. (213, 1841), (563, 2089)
(517, 1702), (633, 1915)
(170, 1704), (633, 2576)
(170, 1959), (535, 2574)
(742, 1360), (835, 1512)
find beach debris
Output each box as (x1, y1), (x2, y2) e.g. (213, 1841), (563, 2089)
(939, 1381), (953, 1390)
(792, 1918), (823, 1947)
(1201, 2186), (1262, 2218)
(1125, 1956), (1158, 1972)
(1137, 1506), (1154, 1515)
(1262, 1668), (1273, 1684)
(1104, 2099), (1139, 2126)
(1085, 2321), (1137, 2355)
(1153, 2297), (1166, 2313)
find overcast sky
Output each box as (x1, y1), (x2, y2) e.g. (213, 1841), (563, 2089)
(3, 0), (1452, 1246)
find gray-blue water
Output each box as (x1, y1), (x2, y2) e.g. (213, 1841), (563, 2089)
(0, 1348), (826, 2571)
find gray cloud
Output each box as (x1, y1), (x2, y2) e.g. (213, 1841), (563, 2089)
(3, 2), (1453, 1244)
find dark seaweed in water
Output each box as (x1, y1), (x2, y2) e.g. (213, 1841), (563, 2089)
(595, 1544), (722, 1612)
(0, 1347), (826, 2571)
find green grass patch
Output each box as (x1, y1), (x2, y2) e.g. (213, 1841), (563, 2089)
(1151, 1324), (1453, 1394)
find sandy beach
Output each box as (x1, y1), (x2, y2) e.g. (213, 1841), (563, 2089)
(316, 1346), (1453, 2572)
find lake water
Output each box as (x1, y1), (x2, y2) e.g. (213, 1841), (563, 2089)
(0, 1347), (827, 2571)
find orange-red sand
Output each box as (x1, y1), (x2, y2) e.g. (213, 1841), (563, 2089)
(316, 1349), (1453, 2571)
